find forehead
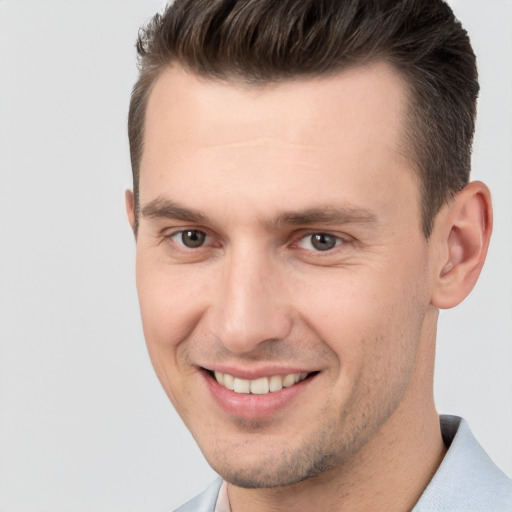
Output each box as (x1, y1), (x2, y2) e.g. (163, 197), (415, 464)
(140, 62), (419, 225)
(143, 62), (410, 152)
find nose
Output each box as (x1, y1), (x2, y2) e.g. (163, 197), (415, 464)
(208, 247), (292, 354)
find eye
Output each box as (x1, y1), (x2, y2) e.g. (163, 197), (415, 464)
(297, 233), (341, 251)
(170, 229), (208, 248)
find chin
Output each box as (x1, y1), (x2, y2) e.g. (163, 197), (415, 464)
(206, 442), (344, 489)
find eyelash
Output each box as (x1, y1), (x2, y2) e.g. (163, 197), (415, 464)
(295, 233), (344, 252)
(163, 229), (350, 255)
(166, 229), (214, 250)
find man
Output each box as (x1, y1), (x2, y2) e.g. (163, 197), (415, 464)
(125, 0), (512, 510)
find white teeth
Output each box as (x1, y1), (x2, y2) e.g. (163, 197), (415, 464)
(250, 377), (269, 395)
(282, 374), (296, 387)
(269, 375), (283, 392)
(223, 373), (235, 390)
(233, 378), (250, 393)
(214, 371), (309, 394)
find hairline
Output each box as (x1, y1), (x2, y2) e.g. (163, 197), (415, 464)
(131, 58), (433, 238)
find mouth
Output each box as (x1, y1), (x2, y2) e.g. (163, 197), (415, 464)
(207, 369), (317, 395)
(202, 367), (320, 420)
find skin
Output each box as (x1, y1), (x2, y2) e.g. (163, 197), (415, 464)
(126, 62), (492, 511)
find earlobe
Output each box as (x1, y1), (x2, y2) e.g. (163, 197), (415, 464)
(431, 181), (492, 309)
(125, 189), (136, 234)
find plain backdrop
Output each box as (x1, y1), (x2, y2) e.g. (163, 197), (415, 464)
(0, 1), (510, 510)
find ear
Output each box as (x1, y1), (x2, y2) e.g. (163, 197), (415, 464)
(430, 181), (492, 309)
(125, 189), (136, 234)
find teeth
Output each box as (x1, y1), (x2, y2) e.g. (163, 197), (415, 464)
(213, 371), (309, 394)
(269, 375), (283, 392)
(233, 377), (250, 394)
(250, 377), (269, 395)
(223, 373), (235, 390)
(282, 374), (296, 387)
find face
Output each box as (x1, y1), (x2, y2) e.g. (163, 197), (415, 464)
(131, 63), (438, 488)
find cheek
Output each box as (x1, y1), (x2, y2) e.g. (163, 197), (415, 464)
(134, 257), (215, 407)
(293, 270), (388, 340)
(135, 257), (208, 409)
(292, 264), (428, 374)
(135, 254), (209, 346)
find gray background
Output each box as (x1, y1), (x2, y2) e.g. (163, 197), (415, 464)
(0, 1), (510, 510)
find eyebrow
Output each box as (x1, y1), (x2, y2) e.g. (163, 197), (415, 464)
(140, 197), (378, 228)
(140, 198), (208, 224)
(273, 206), (378, 227)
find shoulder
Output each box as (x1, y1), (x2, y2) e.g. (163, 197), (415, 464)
(414, 416), (512, 511)
(172, 477), (223, 512)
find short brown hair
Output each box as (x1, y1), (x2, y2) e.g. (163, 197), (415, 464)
(128, 0), (478, 236)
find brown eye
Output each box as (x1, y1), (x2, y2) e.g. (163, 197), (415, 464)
(176, 230), (207, 248)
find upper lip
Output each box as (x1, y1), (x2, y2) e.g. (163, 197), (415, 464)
(201, 365), (317, 380)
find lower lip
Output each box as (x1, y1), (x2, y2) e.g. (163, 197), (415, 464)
(203, 371), (316, 420)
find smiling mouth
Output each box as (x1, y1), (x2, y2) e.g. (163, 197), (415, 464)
(209, 370), (316, 395)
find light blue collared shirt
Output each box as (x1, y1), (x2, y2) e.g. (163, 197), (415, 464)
(413, 416), (511, 511)
(174, 416), (512, 512)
